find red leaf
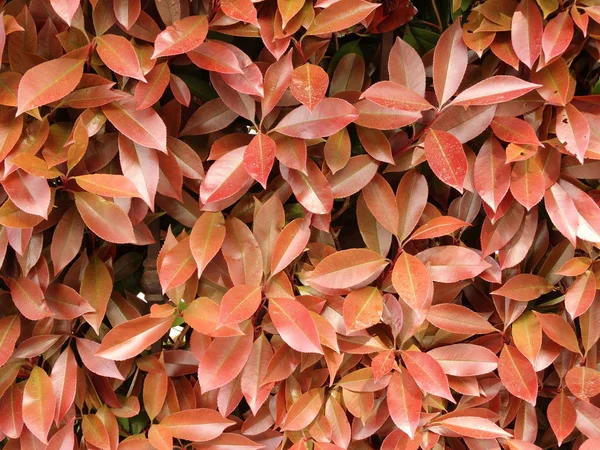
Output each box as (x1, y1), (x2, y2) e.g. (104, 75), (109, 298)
(290, 63), (329, 111)
(269, 297), (322, 354)
(498, 345), (538, 405)
(491, 274), (553, 301)
(402, 351), (453, 401)
(114, 0), (140, 29)
(565, 271), (596, 319)
(135, 62), (170, 110)
(282, 388), (324, 430)
(220, 0), (259, 26)
(50, 347), (78, 424)
(280, 158), (333, 215)
(96, 314), (174, 360)
(474, 136), (511, 212)
(17, 58), (84, 115)
(424, 129), (467, 192)
(272, 98), (358, 139)
(0, 315), (19, 367)
(409, 216), (470, 241)
(343, 287), (383, 334)
(74, 191), (136, 244)
(81, 255), (112, 334)
(415, 246), (491, 283)
(429, 416), (511, 439)
(566, 366), (600, 400)
(96, 34), (146, 81)
(160, 409), (234, 442)
(544, 182), (579, 247)
(389, 36), (426, 96)
(243, 132), (276, 188)
(511, 0), (543, 69)
(197, 321), (254, 392)
(510, 157), (545, 211)
(542, 11), (574, 63)
(262, 51), (293, 118)
(218, 285), (262, 326)
(270, 217), (311, 276)
(50, 0), (79, 25)
(3, 170), (51, 218)
(391, 251), (432, 313)
(102, 95), (167, 151)
(190, 212), (226, 277)
(23, 366), (56, 443)
(452, 76), (541, 106)
(547, 391), (576, 446)
(427, 303), (497, 335)
(555, 103), (590, 163)
(200, 147), (251, 204)
(534, 312), (581, 355)
(387, 369), (421, 439)
(433, 20), (468, 106)
(152, 15), (208, 58)
(361, 81), (433, 112)
(75, 174), (140, 198)
(308, 249), (388, 291)
(188, 41), (243, 74)
(428, 344), (498, 376)
(9, 276), (52, 321)
(158, 237), (196, 292)
(305, 0), (380, 35)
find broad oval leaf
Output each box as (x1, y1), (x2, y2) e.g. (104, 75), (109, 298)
(343, 287), (383, 334)
(272, 98), (358, 139)
(491, 274), (553, 301)
(424, 129), (467, 192)
(96, 34), (146, 81)
(160, 409), (234, 442)
(308, 249), (388, 291)
(306, 0), (380, 35)
(387, 369), (421, 439)
(152, 15), (208, 58)
(452, 76), (541, 106)
(427, 303), (497, 335)
(74, 191), (136, 244)
(268, 297), (322, 354)
(498, 345), (538, 405)
(290, 63), (328, 111)
(415, 246), (491, 283)
(402, 351), (453, 401)
(102, 95), (167, 151)
(17, 58), (84, 115)
(427, 344), (498, 376)
(23, 366), (56, 443)
(96, 314), (174, 360)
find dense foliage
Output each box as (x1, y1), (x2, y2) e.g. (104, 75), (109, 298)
(1, 0), (600, 448)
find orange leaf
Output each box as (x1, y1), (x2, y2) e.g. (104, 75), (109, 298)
(23, 366), (56, 443)
(218, 285), (262, 326)
(96, 314), (174, 360)
(427, 303), (496, 335)
(152, 15), (208, 58)
(269, 297), (322, 354)
(96, 34), (146, 81)
(343, 287), (383, 334)
(282, 388), (324, 431)
(160, 409), (234, 442)
(491, 274), (553, 301)
(498, 345), (538, 405)
(387, 369), (421, 439)
(17, 58), (84, 115)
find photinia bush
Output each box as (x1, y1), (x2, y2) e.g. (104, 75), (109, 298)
(1, 0), (600, 448)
